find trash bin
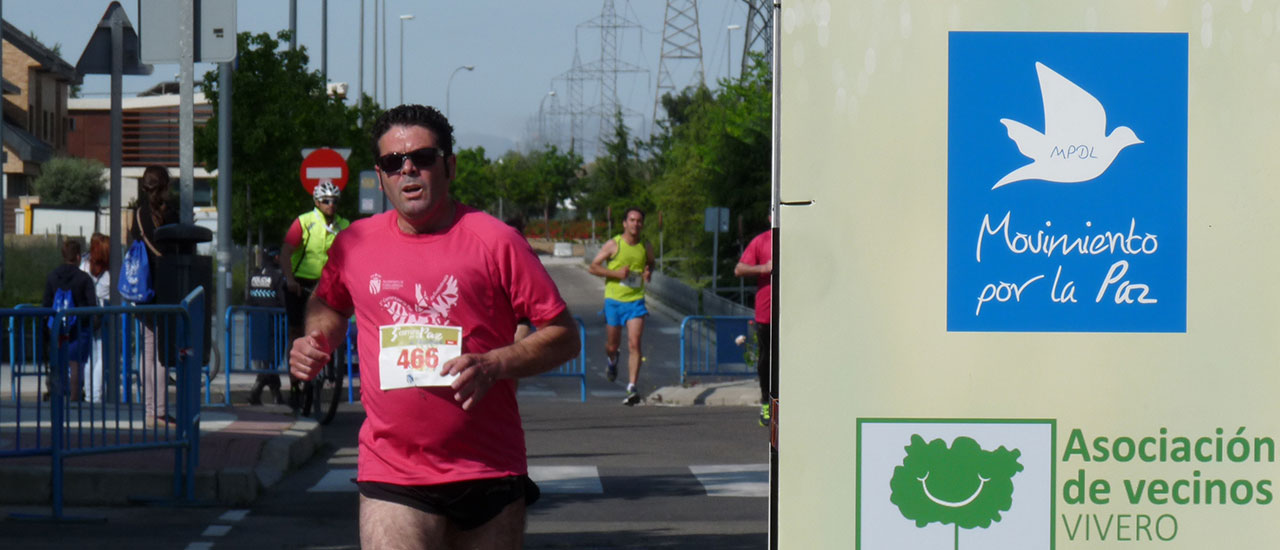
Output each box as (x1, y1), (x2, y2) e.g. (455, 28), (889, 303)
(152, 223), (214, 366)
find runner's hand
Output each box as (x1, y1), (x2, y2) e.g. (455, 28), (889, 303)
(286, 279), (302, 295)
(289, 330), (331, 381)
(443, 354), (499, 411)
(617, 265), (630, 280)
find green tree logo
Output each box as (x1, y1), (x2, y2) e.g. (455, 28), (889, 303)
(889, 434), (1023, 549)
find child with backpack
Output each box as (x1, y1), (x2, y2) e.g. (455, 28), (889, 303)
(43, 238), (97, 402)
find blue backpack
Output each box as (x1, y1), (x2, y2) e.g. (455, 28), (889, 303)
(47, 287), (77, 331)
(119, 239), (154, 303)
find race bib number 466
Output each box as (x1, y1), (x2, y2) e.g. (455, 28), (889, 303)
(378, 324), (463, 390)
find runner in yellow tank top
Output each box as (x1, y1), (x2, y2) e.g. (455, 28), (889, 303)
(589, 207), (655, 405)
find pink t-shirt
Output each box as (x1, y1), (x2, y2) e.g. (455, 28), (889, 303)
(740, 230), (772, 324)
(313, 205), (568, 486)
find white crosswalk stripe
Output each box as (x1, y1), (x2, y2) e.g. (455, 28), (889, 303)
(309, 468), (357, 492)
(528, 465), (603, 494)
(689, 464), (769, 497)
(303, 464), (768, 498)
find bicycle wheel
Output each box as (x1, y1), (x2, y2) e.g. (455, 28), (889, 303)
(311, 358), (343, 425)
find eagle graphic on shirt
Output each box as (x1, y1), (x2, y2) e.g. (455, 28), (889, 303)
(380, 275), (460, 325)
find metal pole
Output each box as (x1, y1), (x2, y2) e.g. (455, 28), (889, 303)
(372, 0), (378, 105)
(711, 210), (719, 296)
(381, 0), (387, 106)
(178, 0), (195, 224)
(216, 62), (233, 368)
(107, 0), (123, 305)
(446, 65), (474, 118)
(399, 15), (414, 104)
(358, 0), (364, 113)
(726, 25), (740, 80)
(289, 0), (297, 50)
(316, 0), (322, 81)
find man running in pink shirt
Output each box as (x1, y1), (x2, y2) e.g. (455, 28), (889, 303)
(289, 104), (579, 549)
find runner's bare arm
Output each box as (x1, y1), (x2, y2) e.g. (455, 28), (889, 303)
(289, 295), (349, 381)
(444, 309), (581, 410)
(588, 239), (624, 279)
(643, 242), (656, 283)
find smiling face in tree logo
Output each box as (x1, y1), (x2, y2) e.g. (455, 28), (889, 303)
(889, 435), (1023, 546)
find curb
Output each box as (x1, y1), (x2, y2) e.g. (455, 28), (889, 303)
(647, 379), (762, 407)
(0, 416), (324, 507)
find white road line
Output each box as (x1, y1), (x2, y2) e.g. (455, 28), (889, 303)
(518, 388), (557, 397)
(218, 509), (250, 522)
(201, 525), (233, 537)
(309, 468), (358, 492)
(528, 465), (603, 494)
(689, 464), (769, 497)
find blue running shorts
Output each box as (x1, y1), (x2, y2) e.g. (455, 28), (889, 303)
(604, 298), (649, 327)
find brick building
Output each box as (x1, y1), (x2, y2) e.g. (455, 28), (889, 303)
(2, 20), (80, 232)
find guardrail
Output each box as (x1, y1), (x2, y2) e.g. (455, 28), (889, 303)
(535, 316), (587, 402)
(679, 315), (756, 384)
(0, 288), (206, 520)
(220, 305), (289, 406)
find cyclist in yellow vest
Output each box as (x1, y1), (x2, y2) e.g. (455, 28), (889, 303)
(279, 180), (350, 410)
(589, 207), (655, 405)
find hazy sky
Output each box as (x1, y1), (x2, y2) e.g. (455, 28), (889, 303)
(6, 0), (754, 158)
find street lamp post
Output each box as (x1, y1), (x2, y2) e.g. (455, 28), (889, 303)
(446, 65), (475, 118)
(399, 14), (414, 105)
(726, 25), (742, 80)
(538, 90), (556, 145)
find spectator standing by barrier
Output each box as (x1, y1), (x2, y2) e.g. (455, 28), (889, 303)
(129, 166), (180, 426)
(281, 180), (349, 413)
(247, 247), (287, 405)
(289, 104), (578, 549)
(589, 207), (655, 406)
(44, 238), (95, 402)
(735, 225), (774, 427)
(79, 233), (111, 403)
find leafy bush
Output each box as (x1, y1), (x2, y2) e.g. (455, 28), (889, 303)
(32, 157), (106, 208)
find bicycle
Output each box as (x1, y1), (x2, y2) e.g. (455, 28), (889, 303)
(293, 352), (344, 425)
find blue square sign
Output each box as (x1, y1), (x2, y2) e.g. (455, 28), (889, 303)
(947, 32), (1188, 332)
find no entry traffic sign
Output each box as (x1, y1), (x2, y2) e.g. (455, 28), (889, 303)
(299, 147), (349, 194)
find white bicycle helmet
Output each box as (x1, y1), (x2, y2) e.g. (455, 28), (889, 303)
(313, 180), (341, 200)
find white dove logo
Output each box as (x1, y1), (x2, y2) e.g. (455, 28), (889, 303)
(380, 275), (460, 325)
(993, 62), (1142, 190)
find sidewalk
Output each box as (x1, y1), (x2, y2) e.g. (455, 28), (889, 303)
(0, 373), (321, 508)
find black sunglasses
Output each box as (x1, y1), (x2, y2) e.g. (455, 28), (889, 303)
(316, 198), (337, 206)
(376, 147), (445, 173)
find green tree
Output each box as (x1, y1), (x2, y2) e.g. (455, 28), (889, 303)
(452, 146), (497, 209)
(648, 54), (773, 283)
(195, 31), (380, 244)
(33, 157), (106, 207)
(889, 435), (1023, 549)
(579, 111), (652, 228)
(529, 145), (584, 231)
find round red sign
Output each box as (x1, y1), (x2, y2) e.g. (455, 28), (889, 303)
(299, 147), (350, 194)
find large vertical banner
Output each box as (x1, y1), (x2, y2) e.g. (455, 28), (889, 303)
(778, 2), (1280, 549)
(947, 33), (1187, 332)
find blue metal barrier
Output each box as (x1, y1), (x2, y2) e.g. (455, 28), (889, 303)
(535, 316), (587, 402)
(221, 305), (289, 406)
(679, 315), (757, 384)
(0, 288), (206, 520)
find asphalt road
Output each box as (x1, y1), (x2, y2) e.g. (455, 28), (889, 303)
(0, 259), (769, 548)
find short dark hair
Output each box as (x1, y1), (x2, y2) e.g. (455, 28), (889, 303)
(624, 207), (645, 221)
(370, 104), (455, 158)
(62, 238), (83, 263)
